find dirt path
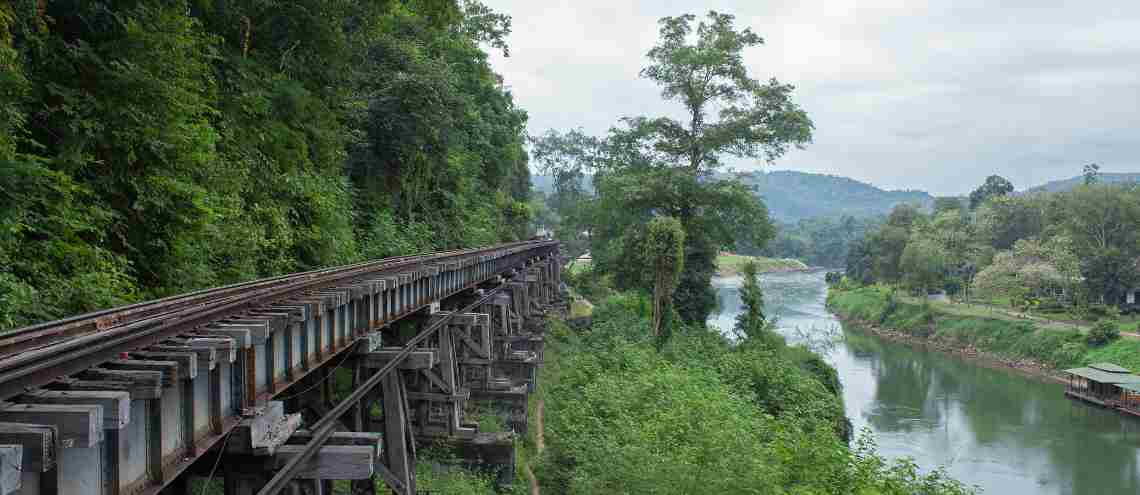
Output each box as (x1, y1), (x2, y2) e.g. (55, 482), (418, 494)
(535, 399), (545, 453)
(525, 399), (546, 495)
(525, 464), (540, 495)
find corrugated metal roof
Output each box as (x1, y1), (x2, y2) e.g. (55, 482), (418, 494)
(1119, 383), (1140, 393)
(1063, 367), (1140, 384)
(1089, 362), (1132, 373)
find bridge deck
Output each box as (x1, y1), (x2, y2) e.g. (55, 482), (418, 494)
(0, 240), (562, 495)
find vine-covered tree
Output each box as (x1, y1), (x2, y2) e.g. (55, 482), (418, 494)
(645, 217), (685, 337)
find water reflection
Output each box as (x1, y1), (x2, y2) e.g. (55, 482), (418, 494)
(709, 271), (1140, 495)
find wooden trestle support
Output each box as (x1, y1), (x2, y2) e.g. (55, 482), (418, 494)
(0, 244), (563, 495)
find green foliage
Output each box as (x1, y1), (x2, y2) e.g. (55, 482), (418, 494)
(535, 11), (811, 326)
(763, 214), (883, 268)
(828, 285), (1125, 369)
(0, 1), (531, 330)
(1084, 339), (1140, 373)
(846, 174), (1140, 310)
(734, 260), (775, 344)
(1087, 320), (1121, 346)
(541, 288), (972, 495)
(968, 175), (1014, 209)
(415, 460), (500, 495)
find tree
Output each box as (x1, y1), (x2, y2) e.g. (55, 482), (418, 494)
(870, 225), (911, 283)
(646, 217), (685, 337)
(1055, 185), (1140, 303)
(899, 237), (947, 294)
(630, 11), (811, 322)
(1083, 163), (1101, 185)
(542, 12), (810, 325)
(638, 12), (813, 172)
(529, 129), (605, 257)
(736, 261), (766, 335)
(976, 194), (1044, 250)
(969, 175), (1014, 209)
(0, 1), (535, 330)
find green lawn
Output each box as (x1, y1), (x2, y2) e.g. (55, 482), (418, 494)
(715, 253), (807, 276)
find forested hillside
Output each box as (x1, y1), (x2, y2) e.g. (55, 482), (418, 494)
(732, 170), (933, 222)
(845, 171), (1139, 312)
(1022, 172), (1140, 194)
(0, 1), (532, 330)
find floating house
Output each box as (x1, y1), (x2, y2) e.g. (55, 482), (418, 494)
(1064, 362), (1140, 410)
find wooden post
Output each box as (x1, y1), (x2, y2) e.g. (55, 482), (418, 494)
(381, 373), (412, 495)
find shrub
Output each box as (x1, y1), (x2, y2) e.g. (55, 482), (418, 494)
(1087, 320), (1121, 346)
(943, 277), (962, 296)
(824, 271), (843, 285)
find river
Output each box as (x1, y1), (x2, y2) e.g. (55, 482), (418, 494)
(709, 271), (1140, 494)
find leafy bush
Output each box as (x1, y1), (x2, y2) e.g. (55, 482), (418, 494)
(540, 288), (974, 495)
(1087, 320), (1121, 346)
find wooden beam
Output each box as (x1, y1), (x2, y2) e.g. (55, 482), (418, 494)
(0, 445), (20, 495)
(272, 445), (374, 480)
(359, 349), (436, 370)
(0, 403), (101, 448)
(130, 351), (198, 381)
(73, 370), (162, 400)
(0, 423), (55, 472)
(229, 402), (301, 456)
(17, 390), (130, 430)
(381, 373), (412, 494)
(102, 359), (179, 387)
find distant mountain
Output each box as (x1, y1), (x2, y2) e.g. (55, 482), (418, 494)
(531, 170), (933, 222)
(730, 170), (933, 223)
(1022, 173), (1140, 194)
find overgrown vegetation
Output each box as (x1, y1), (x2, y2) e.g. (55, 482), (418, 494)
(532, 11), (811, 325)
(533, 284), (973, 494)
(0, 0), (532, 330)
(829, 285), (1140, 372)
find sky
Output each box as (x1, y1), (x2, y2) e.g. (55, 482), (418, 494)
(483, 0), (1140, 196)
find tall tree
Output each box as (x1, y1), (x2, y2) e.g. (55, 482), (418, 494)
(626, 11), (811, 322)
(638, 12), (813, 173)
(1056, 184), (1140, 303)
(968, 175), (1014, 209)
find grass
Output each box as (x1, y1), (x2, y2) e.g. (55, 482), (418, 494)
(566, 258), (592, 276)
(569, 297), (594, 319)
(715, 252), (807, 276)
(829, 285), (1133, 371)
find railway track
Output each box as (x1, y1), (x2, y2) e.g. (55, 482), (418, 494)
(0, 239), (562, 495)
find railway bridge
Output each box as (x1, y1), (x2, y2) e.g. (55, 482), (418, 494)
(0, 240), (563, 495)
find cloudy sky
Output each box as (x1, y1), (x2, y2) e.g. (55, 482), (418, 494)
(484, 1), (1140, 195)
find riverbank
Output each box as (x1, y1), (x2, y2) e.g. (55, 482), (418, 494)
(715, 253), (809, 276)
(827, 285), (1140, 379)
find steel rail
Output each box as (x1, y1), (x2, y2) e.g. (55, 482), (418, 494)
(0, 240), (555, 400)
(256, 280), (517, 495)
(0, 250), (451, 356)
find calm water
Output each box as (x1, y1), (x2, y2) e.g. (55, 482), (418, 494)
(709, 271), (1140, 495)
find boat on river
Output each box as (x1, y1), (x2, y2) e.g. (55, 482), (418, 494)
(1063, 362), (1140, 417)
